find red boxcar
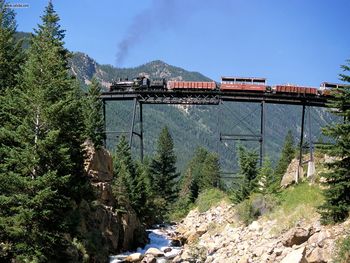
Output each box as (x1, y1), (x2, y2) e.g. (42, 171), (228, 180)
(275, 85), (317, 95)
(167, 81), (217, 90)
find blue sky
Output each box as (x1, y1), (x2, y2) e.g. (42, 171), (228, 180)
(13, 0), (350, 85)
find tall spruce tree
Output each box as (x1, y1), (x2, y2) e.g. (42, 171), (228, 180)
(230, 146), (259, 203)
(84, 77), (105, 148)
(179, 147), (221, 202)
(256, 157), (278, 195)
(275, 130), (295, 182)
(0, 2), (88, 261)
(319, 59), (350, 224)
(0, 0), (24, 94)
(112, 136), (137, 209)
(149, 127), (179, 208)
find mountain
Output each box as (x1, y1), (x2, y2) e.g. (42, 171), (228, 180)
(69, 52), (334, 178)
(69, 52), (211, 91)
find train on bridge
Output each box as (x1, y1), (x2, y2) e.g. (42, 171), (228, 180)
(110, 76), (344, 97)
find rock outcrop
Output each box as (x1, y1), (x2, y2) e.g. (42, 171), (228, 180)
(80, 141), (147, 261)
(174, 201), (350, 263)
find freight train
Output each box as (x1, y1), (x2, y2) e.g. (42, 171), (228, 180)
(110, 76), (344, 97)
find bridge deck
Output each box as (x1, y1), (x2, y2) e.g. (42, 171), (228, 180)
(101, 90), (330, 107)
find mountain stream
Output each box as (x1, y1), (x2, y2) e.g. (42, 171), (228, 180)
(109, 225), (182, 263)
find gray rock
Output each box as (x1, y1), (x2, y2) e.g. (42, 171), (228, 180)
(281, 247), (307, 263)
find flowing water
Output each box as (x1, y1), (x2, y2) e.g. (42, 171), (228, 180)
(109, 225), (182, 263)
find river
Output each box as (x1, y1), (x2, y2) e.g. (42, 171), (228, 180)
(109, 225), (182, 263)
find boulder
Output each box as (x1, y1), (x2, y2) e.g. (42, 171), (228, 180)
(83, 140), (113, 182)
(283, 227), (313, 247)
(281, 158), (300, 188)
(141, 254), (156, 263)
(145, 247), (164, 257)
(281, 246), (307, 263)
(306, 246), (332, 263)
(125, 252), (143, 262)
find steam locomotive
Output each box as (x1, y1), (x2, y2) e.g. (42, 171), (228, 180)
(110, 76), (344, 97)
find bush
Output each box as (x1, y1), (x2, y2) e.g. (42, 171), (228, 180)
(235, 193), (278, 225)
(196, 188), (228, 213)
(334, 235), (350, 263)
(168, 198), (194, 222)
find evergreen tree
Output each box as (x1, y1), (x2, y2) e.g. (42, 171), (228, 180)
(275, 130), (295, 182)
(133, 159), (155, 222)
(149, 127), (179, 210)
(0, 2), (89, 261)
(0, 0), (24, 94)
(256, 157), (279, 195)
(112, 135), (136, 208)
(319, 59), (350, 224)
(179, 147), (220, 201)
(84, 77), (105, 148)
(201, 152), (221, 190)
(230, 146), (258, 203)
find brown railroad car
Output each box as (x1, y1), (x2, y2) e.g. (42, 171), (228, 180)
(167, 81), (217, 90)
(275, 85), (318, 95)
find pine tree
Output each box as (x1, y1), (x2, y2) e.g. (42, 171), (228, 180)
(230, 146), (258, 203)
(319, 59), (350, 224)
(201, 152), (221, 190)
(256, 157), (279, 195)
(112, 136), (137, 209)
(84, 77), (105, 148)
(149, 127), (179, 210)
(0, 0), (24, 94)
(275, 130), (295, 182)
(0, 2), (89, 261)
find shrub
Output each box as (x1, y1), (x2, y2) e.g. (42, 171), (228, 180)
(196, 188), (228, 213)
(235, 193), (277, 225)
(334, 235), (350, 263)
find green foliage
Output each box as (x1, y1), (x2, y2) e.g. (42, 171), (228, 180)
(334, 235), (350, 263)
(0, 0), (24, 94)
(178, 147), (221, 202)
(149, 127), (179, 215)
(84, 77), (105, 148)
(274, 130), (295, 182)
(319, 59), (350, 224)
(268, 183), (323, 234)
(236, 193), (278, 225)
(256, 157), (279, 195)
(230, 146), (259, 203)
(0, 2), (91, 261)
(277, 182), (323, 213)
(112, 136), (135, 211)
(196, 188), (228, 213)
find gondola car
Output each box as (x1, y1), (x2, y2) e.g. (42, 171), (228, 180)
(274, 85), (318, 95)
(220, 77), (268, 92)
(167, 81), (217, 90)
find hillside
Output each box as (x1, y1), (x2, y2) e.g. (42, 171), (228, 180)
(69, 52), (334, 175)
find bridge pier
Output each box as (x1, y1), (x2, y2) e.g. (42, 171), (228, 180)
(297, 105), (306, 183)
(129, 98), (144, 161)
(103, 100), (106, 147)
(260, 101), (265, 167)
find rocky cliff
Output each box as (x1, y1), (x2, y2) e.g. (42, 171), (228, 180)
(173, 201), (350, 263)
(80, 141), (147, 261)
